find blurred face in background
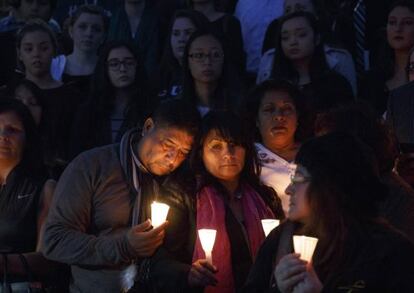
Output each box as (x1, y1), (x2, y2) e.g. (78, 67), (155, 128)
(70, 12), (106, 54)
(387, 6), (414, 51)
(18, 0), (52, 21)
(171, 17), (197, 62)
(18, 30), (55, 78)
(188, 34), (224, 84)
(107, 46), (137, 89)
(283, 0), (315, 15)
(281, 16), (318, 62)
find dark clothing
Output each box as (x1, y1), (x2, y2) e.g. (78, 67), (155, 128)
(52, 0), (116, 26)
(380, 172), (414, 243)
(42, 143), (190, 292)
(149, 183), (284, 293)
(62, 74), (92, 98)
(332, 0), (392, 70)
(39, 84), (83, 178)
(359, 69), (390, 115)
(107, 4), (160, 76)
(386, 81), (414, 144)
(0, 166), (41, 253)
(243, 220), (414, 292)
(211, 15), (246, 76)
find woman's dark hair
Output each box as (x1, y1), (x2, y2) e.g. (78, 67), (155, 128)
(70, 4), (110, 32)
(16, 18), (58, 54)
(295, 132), (387, 277)
(157, 9), (210, 93)
(0, 97), (44, 179)
(271, 11), (330, 85)
(314, 101), (398, 174)
(376, 0), (414, 80)
(89, 40), (149, 124)
(72, 41), (150, 155)
(191, 110), (261, 190)
(7, 0), (57, 13)
(244, 79), (310, 142)
(181, 30), (239, 110)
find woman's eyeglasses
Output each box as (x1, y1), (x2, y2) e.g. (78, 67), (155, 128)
(107, 58), (137, 71)
(188, 51), (224, 63)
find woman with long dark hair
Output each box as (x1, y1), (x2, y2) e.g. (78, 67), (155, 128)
(187, 0), (246, 75)
(69, 41), (151, 158)
(243, 132), (414, 292)
(269, 11), (354, 123)
(360, 0), (414, 115)
(154, 9), (209, 99)
(149, 111), (284, 292)
(180, 30), (243, 116)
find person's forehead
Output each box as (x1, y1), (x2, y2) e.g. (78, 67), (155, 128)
(157, 126), (193, 142)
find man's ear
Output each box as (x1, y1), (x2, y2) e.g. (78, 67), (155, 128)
(142, 118), (155, 136)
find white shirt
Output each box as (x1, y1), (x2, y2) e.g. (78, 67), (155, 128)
(234, 0), (284, 74)
(256, 142), (295, 215)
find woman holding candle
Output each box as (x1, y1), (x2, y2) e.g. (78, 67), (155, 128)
(243, 132), (414, 292)
(150, 110), (284, 293)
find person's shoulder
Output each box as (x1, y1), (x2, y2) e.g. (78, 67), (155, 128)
(71, 144), (120, 169)
(390, 80), (414, 97)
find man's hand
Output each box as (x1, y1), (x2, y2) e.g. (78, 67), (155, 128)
(187, 259), (218, 288)
(127, 219), (168, 258)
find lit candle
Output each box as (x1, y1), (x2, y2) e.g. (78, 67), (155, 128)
(151, 201), (170, 228)
(261, 219), (280, 237)
(293, 235), (318, 262)
(198, 229), (217, 264)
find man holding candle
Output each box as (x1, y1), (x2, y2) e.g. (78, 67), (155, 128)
(41, 99), (200, 293)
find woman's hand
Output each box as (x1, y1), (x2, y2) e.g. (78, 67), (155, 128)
(274, 253), (307, 293)
(187, 259), (218, 288)
(292, 263), (323, 293)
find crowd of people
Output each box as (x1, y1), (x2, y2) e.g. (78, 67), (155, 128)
(0, 0), (414, 292)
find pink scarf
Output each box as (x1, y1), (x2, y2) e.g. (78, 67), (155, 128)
(192, 184), (275, 293)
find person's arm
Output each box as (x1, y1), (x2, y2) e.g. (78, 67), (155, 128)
(242, 228), (281, 293)
(41, 153), (138, 267)
(0, 179), (64, 281)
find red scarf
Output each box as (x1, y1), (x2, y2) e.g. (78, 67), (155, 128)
(192, 184), (275, 293)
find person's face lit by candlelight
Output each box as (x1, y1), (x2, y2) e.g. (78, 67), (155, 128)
(138, 118), (194, 176)
(285, 165), (311, 223)
(202, 129), (246, 186)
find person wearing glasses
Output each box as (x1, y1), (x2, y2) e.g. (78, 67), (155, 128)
(243, 132), (414, 292)
(69, 41), (151, 158)
(180, 30), (244, 116)
(149, 111), (284, 293)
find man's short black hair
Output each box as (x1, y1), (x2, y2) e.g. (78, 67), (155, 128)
(151, 99), (201, 138)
